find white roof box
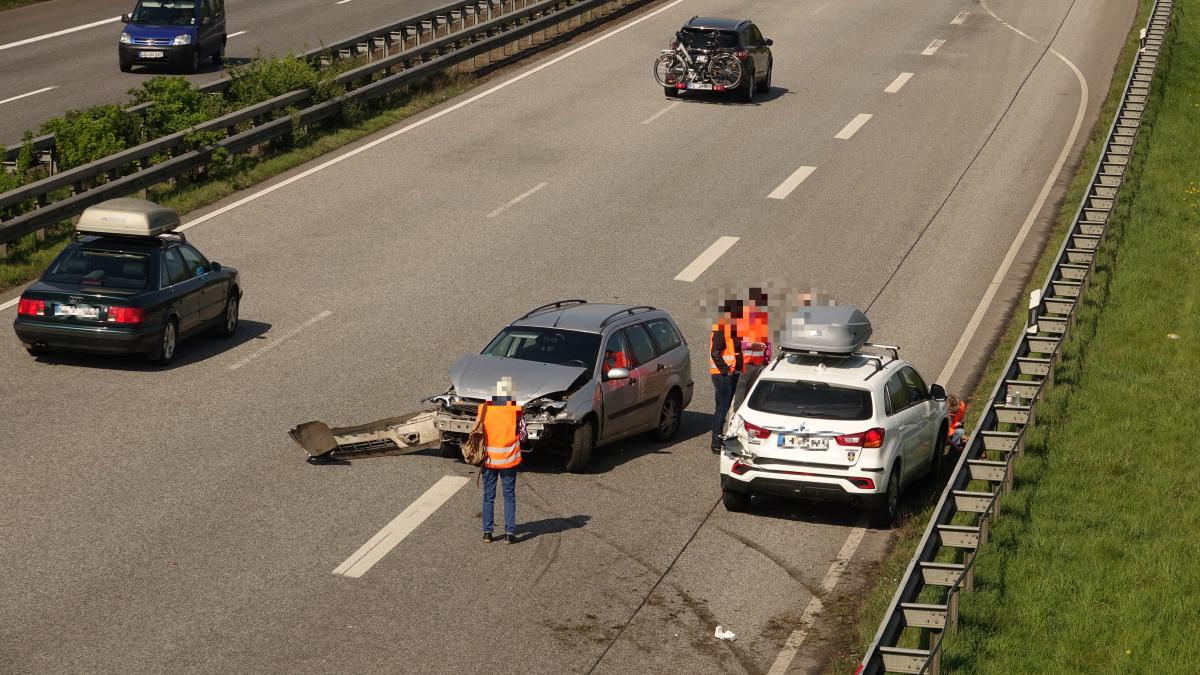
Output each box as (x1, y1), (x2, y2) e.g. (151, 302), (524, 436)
(780, 305), (872, 356)
(77, 198), (180, 238)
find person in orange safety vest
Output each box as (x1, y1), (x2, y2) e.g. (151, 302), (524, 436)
(475, 377), (527, 544)
(710, 300), (745, 453)
(946, 394), (967, 452)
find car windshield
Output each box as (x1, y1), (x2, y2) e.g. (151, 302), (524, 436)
(43, 248), (151, 291)
(482, 327), (601, 370)
(678, 28), (737, 50)
(748, 380), (873, 421)
(131, 0), (196, 26)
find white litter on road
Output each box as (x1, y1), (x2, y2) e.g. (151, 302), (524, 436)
(714, 625), (736, 641)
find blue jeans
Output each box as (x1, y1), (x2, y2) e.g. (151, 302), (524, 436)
(482, 467), (517, 535)
(711, 373), (739, 447)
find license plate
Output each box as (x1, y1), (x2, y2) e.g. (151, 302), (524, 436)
(56, 305), (99, 318)
(687, 82), (713, 90)
(138, 51), (164, 58)
(778, 435), (828, 450)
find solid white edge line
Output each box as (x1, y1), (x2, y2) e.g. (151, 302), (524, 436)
(176, 0), (688, 234)
(0, 298), (17, 312)
(922, 38), (946, 55)
(641, 100), (681, 125)
(0, 16), (121, 52)
(767, 518), (868, 675)
(674, 236), (738, 282)
(767, 165), (816, 200)
(883, 72), (914, 94)
(227, 31), (247, 38)
(228, 310), (331, 370)
(936, 48), (1087, 386)
(0, 86), (57, 106)
(487, 181), (547, 217)
(834, 113), (873, 140)
(333, 476), (470, 578)
(952, 10), (970, 25)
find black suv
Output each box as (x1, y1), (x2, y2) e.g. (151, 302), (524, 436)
(669, 16), (773, 101)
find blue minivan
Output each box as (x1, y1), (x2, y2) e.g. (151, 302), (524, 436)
(118, 0), (226, 73)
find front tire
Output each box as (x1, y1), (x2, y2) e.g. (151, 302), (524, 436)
(930, 428), (947, 480)
(650, 392), (682, 442)
(212, 39), (225, 66)
(722, 488), (749, 512)
(440, 440), (461, 460)
(215, 291), (239, 338)
(119, 59), (132, 73)
(148, 318), (178, 365)
(187, 49), (201, 74)
(565, 420), (594, 473)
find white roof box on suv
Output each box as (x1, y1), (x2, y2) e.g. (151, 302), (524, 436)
(76, 198), (180, 238)
(779, 305), (872, 356)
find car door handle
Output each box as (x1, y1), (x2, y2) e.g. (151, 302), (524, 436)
(656, 364), (668, 372)
(628, 378), (638, 385)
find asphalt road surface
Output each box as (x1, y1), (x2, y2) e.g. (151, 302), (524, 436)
(0, 0), (462, 143)
(0, 0), (1133, 672)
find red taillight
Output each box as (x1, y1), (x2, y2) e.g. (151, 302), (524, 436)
(836, 428), (886, 448)
(714, 84), (725, 92)
(675, 82), (686, 89)
(847, 477), (876, 490)
(731, 461), (751, 475)
(744, 420), (771, 440)
(735, 50), (748, 60)
(107, 306), (144, 324)
(17, 298), (45, 316)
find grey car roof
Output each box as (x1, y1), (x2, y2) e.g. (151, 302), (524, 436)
(510, 303), (663, 333)
(685, 16), (750, 31)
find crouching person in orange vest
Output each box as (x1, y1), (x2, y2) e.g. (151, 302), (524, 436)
(947, 394), (967, 453)
(477, 377), (526, 544)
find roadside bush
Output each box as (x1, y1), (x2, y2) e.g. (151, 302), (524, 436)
(128, 76), (226, 141)
(226, 52), (343, 108)
(39, 105), (138, 170)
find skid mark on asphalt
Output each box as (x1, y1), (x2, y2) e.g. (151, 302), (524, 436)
(228, 310), (331, 371)
(767, 520), (868, 675)
(714, 525), (824, 597)
(333, 475), (469, 578)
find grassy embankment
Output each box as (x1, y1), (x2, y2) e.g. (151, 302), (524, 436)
(825, 0), (1176, 670)
(0, 0), (47, 10)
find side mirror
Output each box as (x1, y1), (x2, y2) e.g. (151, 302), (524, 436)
(930, 384), (947, 401)
(209, 261), (222, 273)
(606, 368), (630, 380)
(764, 38), (773, 46)
(121, 13), (130, 23)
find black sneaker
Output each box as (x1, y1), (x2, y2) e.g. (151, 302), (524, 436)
(504, 534), (517, 545)
(711, 444), (722, 454)
(482, 533), (493, 543)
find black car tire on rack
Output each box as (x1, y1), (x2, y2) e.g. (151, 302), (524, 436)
(148, 317), (178, 365)
(565, 420), (594, 473)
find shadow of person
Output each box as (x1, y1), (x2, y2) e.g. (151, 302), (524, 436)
(518, 514), (590, 541)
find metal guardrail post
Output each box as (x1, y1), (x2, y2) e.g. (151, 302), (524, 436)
(856, 1), (1174, 672)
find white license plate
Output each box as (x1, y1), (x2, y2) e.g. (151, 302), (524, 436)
(687, 82), (714, 90)
(138, 51), (164, 58)
(779, 435), (828, 450)
(56, 305), (99, 318)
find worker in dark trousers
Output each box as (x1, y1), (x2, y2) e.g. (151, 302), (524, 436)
(710, 300), (745, 453)
(478, 377), (526, 544)
(730, 287), (773, 424)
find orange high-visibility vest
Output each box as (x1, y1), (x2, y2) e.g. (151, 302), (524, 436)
(605, 349), (629, 372)
(710, 320), (740, 375)
(477, 401), (523, 469)
(947, 401), (966, 436)
(737, 310), (770, 367)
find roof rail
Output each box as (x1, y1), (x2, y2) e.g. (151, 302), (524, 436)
(768, 342), (901, 377)
(518, 299), (587, 320)
(599, 305), (656, 328)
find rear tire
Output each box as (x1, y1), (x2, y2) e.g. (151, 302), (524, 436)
(872, 465), (901, 528)
(740, 69), (755, 103)
(25, 345), (45, 357)
(565, 420), (594, 473)
(722, 488), (749, 512)
(147, 318), (178, 365)
(756, 62), (772, 93)
(440, 440), (461, 460)
(650, 392), (681, 442)
(664, 86), (679, 98)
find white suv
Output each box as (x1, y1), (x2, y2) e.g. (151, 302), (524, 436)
(718, 307), (948, 526)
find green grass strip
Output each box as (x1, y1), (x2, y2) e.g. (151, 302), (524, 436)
(826, 0), (1161, 671)
(941, 3), (1199, 671)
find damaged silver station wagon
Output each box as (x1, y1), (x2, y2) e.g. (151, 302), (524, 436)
(430, 300), (694, 472)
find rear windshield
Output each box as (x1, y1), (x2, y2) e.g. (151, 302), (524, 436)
(678, 28), (738, 50)
(482, 327), (601, 371)
(43, 248), (152, 291)
(132, 0), (196, 26)
(748, 380), (873, 421)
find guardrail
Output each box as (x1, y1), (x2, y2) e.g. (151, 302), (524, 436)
(0, 0), (648, 254)
(856, 1), (1174, 673)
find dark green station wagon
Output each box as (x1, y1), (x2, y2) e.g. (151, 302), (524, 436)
(13, 198), (242, 365)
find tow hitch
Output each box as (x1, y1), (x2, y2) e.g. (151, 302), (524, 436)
(288, 409), (442, 462)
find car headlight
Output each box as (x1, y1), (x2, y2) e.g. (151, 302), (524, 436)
(120, 32), (132, 44)
(172, 34), (192, 45)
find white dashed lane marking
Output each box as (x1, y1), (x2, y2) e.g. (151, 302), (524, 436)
(767, 166), (816, 200)
(884, 73), (913, 93)
(674, 237), (739, 282)
(834, 113), (873, 140)
(922, 38), (946, 55)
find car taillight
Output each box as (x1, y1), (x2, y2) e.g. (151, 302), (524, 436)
(107, 306), (144, 324)
(675, 82), (686, 89)
(847, 477), (876, 490)
(17, 298), (45, 316)
(735, 50), (748, 60)
(744, 420), (771, 440)
(714, 84), (725, 92)
(836, 428), (886, 448)
(731, 460), (751, 475)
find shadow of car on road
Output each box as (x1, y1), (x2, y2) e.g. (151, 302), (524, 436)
(24, 319), (272, 371)
(519, 409), (711, 475)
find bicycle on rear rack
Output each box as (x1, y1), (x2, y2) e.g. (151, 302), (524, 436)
(653, 29), (743, 96)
